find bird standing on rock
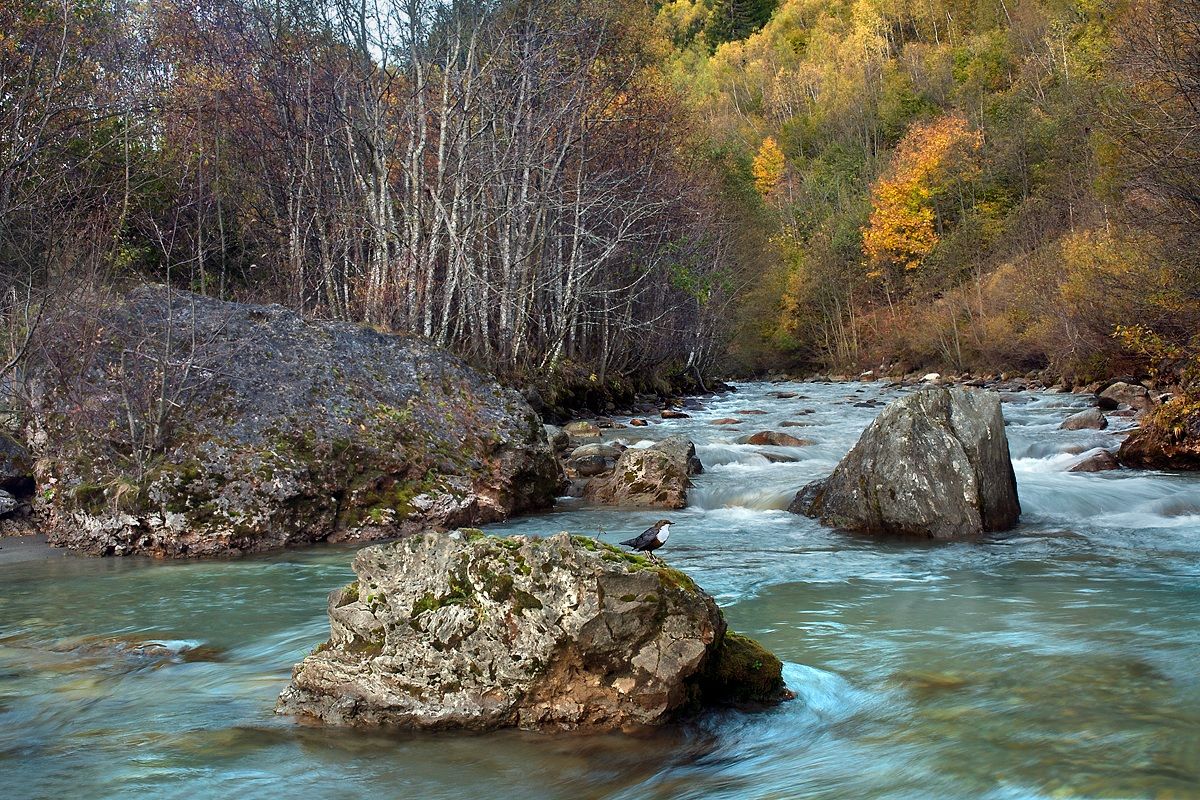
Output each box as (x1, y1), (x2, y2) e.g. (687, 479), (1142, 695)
(620, 519), (673, 561)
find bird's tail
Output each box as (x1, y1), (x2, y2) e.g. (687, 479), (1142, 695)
(619, 537), (638, 547)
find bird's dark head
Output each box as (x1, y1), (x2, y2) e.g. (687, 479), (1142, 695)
(655, 519), (673, 528)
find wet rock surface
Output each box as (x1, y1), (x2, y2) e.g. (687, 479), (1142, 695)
(1069, 449), (1120, 473)
(789, 387), (1021, 539)
(29, 286), (562, 557)
(583, 436), (699, 508)
(277, 530), (788, 731)
(1060, 408), (1108, 431)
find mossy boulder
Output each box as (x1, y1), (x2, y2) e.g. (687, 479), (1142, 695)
(1118, 395), (1200, 470)
(28, 285), (563, 557)
(700, 632), (788, 705)
(277, 530), (790, 731)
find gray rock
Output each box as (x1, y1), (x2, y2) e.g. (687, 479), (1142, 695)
(1099, 381), (1156, 413)
(651, 435), (703, 476)
(563, 420), (601, 440)
(568, 455), (615, 478)
(567, 443), (624, 461)
(1060, 408), (1108, 431)
(276, 531), (789, 731)
(30, 286), (562, 557)
(583, 436), (699, 508)
(543, 425), (571, 453)
(789, 387), (1020, 540)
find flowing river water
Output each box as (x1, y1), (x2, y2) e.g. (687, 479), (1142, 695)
(2, 381), (1199, 800)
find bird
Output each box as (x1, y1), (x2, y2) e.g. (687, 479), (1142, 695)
(620, 519), (673, 561)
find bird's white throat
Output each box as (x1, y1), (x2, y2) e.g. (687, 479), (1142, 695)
(655, 524), (671, 544)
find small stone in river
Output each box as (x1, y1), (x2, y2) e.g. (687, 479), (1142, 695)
(661, 410), (690, 419)
(711, 418), (742, 425)
(564, 420), (602, 439)
(629, 418), (649, 427)
(1060, 408), (1108, 431)
(737, 409), (768, 415)
(743, 431), (812, 447)
(1068, 449), (1119, 472)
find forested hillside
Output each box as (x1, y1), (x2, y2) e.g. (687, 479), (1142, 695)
(1, 0), (735, 400)
(662, 0), (1199, 386)
(1, 0), (1197, 394)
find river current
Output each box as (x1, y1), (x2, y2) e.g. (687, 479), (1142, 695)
(2, 381), (1198, 799)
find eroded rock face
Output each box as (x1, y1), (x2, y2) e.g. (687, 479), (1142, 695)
(29, 286), (562, 557)
(277, 531), (788, 731)
(583, 436), (699, 508)
(789, 387), (1020, 540)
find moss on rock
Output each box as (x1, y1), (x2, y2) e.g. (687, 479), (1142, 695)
(700, 631), (790, 705)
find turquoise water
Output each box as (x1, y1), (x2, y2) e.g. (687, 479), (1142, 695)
(2, 382), (1198, 799)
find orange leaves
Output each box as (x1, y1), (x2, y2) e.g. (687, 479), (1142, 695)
(862, 113), (981, 275)
(751, 136), (785, 195)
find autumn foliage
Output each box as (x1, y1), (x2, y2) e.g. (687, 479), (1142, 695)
(751, 137), (785, 196)
(862, 115), (982, 279)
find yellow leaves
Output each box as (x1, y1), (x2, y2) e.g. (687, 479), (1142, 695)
(752, 136), (785, 195)
(862, 113), (981, 277)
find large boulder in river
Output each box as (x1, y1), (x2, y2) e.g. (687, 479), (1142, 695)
(583, 436), (699, 508)
(789, 387), (1020, 539)
(1118, 396), (1200, 470)
(277, 530), (789, 731)
(27, 286), (562, 557)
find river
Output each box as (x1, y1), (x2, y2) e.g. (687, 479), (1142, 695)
(2, 381), (1198, 799)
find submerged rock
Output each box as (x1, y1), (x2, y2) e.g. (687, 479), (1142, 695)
(1118, 396), (1200, 470)
(789, 387), (1020, 540)
(277, 531), (789, 732)
(29, 286), (562, 557)
(583, 436), (699, 508)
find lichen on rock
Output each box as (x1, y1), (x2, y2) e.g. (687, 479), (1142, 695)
(277, 530), (789, 732)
